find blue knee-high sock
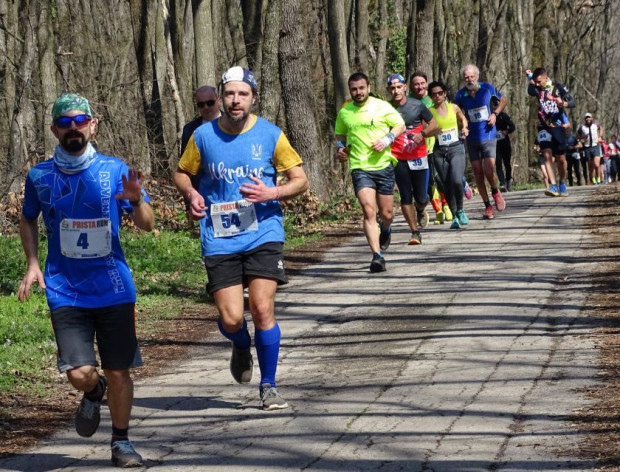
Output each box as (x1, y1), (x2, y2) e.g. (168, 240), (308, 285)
(218, 318), (251, 349)
(254, 323), (281, 387)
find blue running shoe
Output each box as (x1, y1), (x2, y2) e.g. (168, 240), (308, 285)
(450, 218), (461, 229)
(544, 184), (560, 197)
(456, 210), (469, 225)
(559, 181), (568, 196)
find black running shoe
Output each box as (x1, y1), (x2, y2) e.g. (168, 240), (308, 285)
(369, 253), (386, 273)
(230, 344), (253, 384)
(379, 226), (391, 251)
(75, 376), (106, 438)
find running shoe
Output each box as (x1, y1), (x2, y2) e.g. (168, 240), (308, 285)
(111, 440), (143, 468)
(416, 209), (429, 229)
(370, 253), (386, 272)
(75, 376), (106, 438)
(483, 206), (494, 220)
(492, 191), (506, 211)
(456, 210), (469, 225)
(450, 218), (461, 229)
(260, 383), (289, 410)
(434, 210), (444, 225)
(463, 179), (472, 199)
(559, 181), (568, 196)
(443, 205), (453, 221)
(408, 231), (422, 245)
(544, 184), (560, 197)
(379, 225), (391, 251)
(230, 344), (253, 384)
(506, 179), (513, 192)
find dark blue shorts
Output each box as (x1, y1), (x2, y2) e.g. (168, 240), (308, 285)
(51, 303), (143, 372)
(351, 166), (395, 196)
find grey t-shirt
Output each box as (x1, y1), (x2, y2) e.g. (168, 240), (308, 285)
(393, 97), (434, 129)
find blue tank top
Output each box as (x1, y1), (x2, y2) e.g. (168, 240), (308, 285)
(22, 154), (149, 311)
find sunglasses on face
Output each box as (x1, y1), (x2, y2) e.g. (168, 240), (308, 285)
(196, 99), (216, 108)
(55, 114), (91, 129)
(430, 90), (445, 97)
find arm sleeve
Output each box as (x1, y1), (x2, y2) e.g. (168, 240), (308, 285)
(506, 114), (516, 134)
(527, 84), (538, 97)
(334, 109), (348, 136)
(273, 133), (303, 172)
(177, 135), (202, 176)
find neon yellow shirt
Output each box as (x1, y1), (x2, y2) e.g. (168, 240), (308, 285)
(334, 96), (404, 171)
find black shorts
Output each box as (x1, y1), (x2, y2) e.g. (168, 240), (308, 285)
(51, 303), (143, 372)
(204, 241), (287, 294)
(394, 159), (430, 205)
(537, 127), (567, 155)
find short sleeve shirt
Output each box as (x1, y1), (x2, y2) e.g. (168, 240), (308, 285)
(22, 154), (150, 311)
(453, 82), (502, 143)
(334, 96), (405, 171)
(178, 114), (302, 256)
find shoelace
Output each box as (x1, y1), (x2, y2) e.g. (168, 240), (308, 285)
(261, 386), (278, 401)
(112, 440), (136, 454)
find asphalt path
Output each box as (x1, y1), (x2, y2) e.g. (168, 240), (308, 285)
(1, 186), (602, 471)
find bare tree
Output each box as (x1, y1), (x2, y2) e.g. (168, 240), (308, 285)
(327, 0), (350, 108)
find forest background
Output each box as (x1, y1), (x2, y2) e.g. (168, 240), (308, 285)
(0, 0), (619, 205)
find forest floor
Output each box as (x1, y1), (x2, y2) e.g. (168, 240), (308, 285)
(1, 186), (620, 471)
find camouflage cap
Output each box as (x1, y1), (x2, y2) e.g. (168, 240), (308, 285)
(51, 93), (92, 121)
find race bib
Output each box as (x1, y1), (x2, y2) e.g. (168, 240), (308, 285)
(60, 218), (112, 259)
(438, 127), (459, 146)
(211, 199), (258, 238)
(407, 156), (429, 170)
(468, 106), (489, 123)
(537, 130), (552, 142)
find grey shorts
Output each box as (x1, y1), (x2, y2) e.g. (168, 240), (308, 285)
(466, 139), (497, 162)
(351, 166), (395, 195)
(51, 303), (143, 372)
(204, 241), (287, 294)
(583, 145), (601, 161)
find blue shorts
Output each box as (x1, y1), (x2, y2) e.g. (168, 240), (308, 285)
(583, 145), (601, 161)
(51, 303), (143, 372)
(351, 166), (395, 196)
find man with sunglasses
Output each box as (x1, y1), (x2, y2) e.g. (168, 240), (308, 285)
(174, 67), (309, 410)
(18, 93), (154, 468)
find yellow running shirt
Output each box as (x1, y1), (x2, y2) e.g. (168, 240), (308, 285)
(334, 96), (404, 171)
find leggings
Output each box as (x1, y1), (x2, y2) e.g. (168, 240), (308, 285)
(432, 144), (466, 214)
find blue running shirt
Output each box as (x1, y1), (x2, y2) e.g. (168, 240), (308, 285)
(22, 154), (150, 311)
(453, 83), (502, 143)
(178, 116), (303, 257)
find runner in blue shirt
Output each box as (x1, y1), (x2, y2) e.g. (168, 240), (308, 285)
(18, 93), (154, 467)
(174, 67), (309, 411)
(453, 64), (507, 220)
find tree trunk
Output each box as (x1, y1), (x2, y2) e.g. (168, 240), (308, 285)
(327, 0), (350, 109)
(415, 0), (434, 76)
(37, 1), (58, 158)
(193, 0), (216, 86)
(354, 0), (369, 75)
(279, 0), (326, 198)
(259, 0), (280, 122)
(240, 0), (263, 73)
(374, 0), (388, 88)
(225, 0), (248, 67)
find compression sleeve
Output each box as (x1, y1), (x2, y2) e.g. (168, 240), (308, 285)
(556, 83), (576, 108)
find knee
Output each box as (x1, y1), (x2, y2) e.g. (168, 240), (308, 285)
(66, 365), (97, 391)
(103, 369), (132, 391)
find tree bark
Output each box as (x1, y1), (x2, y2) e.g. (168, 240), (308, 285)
(327, 0), (350, 108)
(354, 0), (370, 75)
(193, 0), (216, 86)
(225, 0), (248, 67)
(259, 0), (280, 122)
(279, 0), (325, 197)
(374, 0), (388, 88)
(36, 0), (57, 158)
(415, 0), (434, 76)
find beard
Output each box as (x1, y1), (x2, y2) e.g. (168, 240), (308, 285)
(224, 107), (250, 123)
(61, 130), (88, 153)
(465, 82), (478, 91)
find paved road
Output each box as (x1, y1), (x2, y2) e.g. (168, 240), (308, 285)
(2, 187), (602, 471)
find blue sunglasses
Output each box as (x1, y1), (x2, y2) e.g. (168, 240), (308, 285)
(55, 114), (91, 129)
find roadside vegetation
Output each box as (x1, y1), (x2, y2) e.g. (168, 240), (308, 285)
(0, 191), (359, 399)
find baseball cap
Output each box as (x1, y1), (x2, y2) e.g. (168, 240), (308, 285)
(52, 93), (92, 121)
(387, 73), (406, 86)
(585, 112), (592, 118)
(221, 66), (258, 92)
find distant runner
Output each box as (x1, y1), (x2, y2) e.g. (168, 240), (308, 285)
(335, 72), (405, 272)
